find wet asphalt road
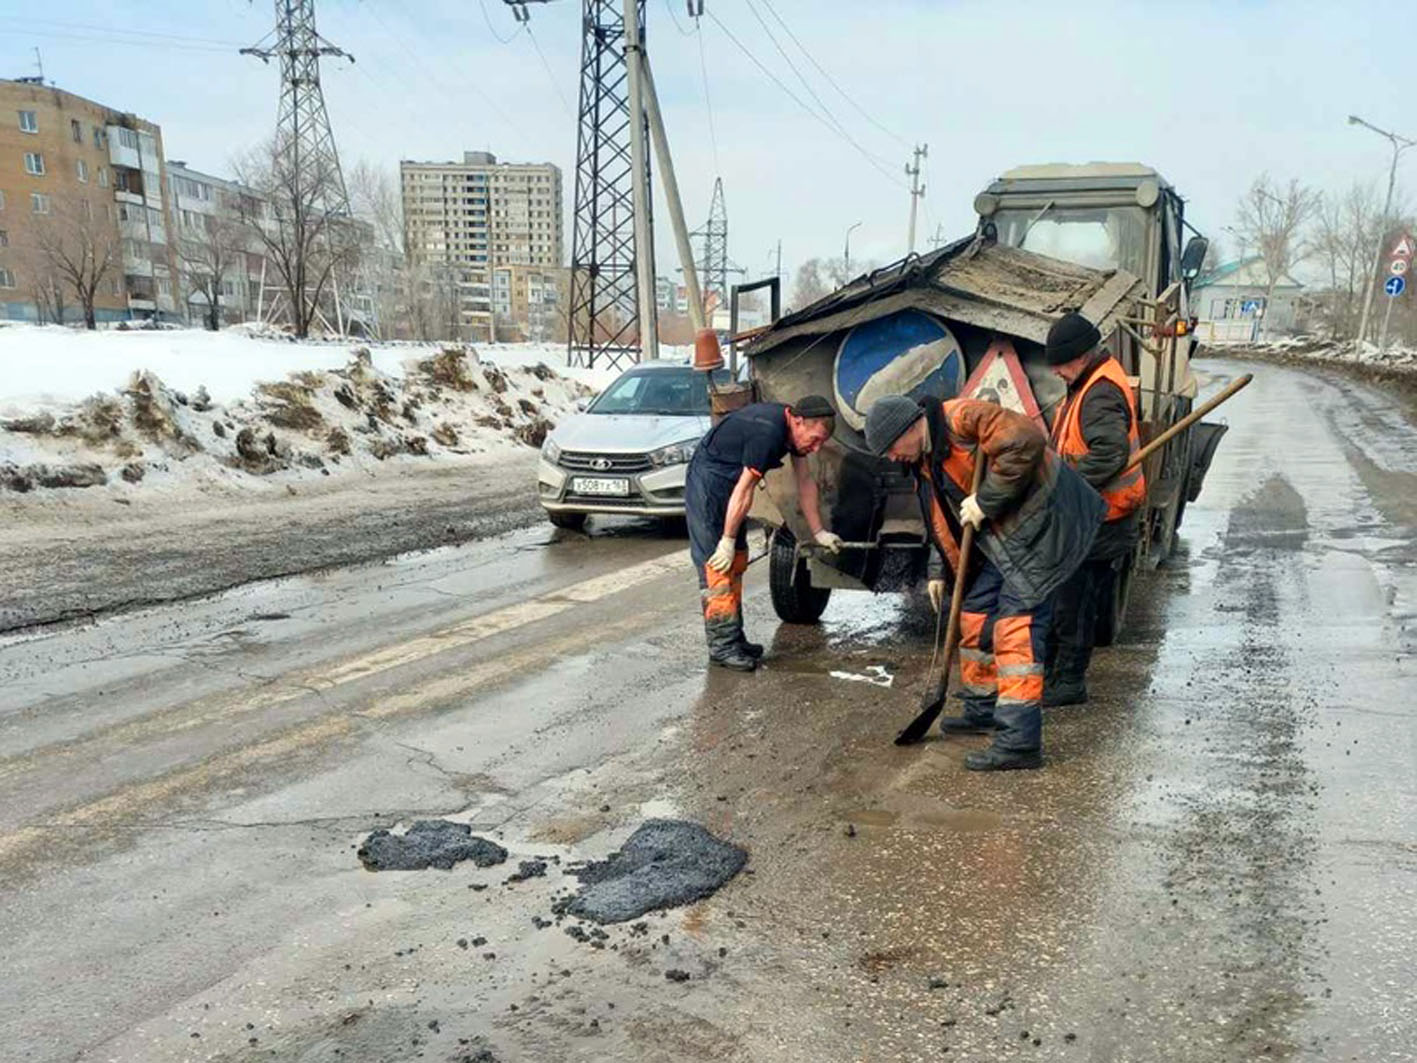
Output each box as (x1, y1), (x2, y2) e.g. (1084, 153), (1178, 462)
(0, 359), (1413, 1062)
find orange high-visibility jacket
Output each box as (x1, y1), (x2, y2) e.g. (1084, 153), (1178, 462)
(1050, 357), (1146, 522)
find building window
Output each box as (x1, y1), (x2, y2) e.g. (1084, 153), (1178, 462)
(76, 159), (88, 183)
(24, 152), (45, 176)
(31, 193), (50, 214)
(112, 278), (122, 296)
(18, 110), (37, 133)
(71, 118), (81, 143)
(93, 127), (103, 148)
(98, 167), (108, 188)
(0, 229), (7, 246)
(0, 190), (5, 210)
(0, 267), (15, 289)
(118, 127), (139, 150)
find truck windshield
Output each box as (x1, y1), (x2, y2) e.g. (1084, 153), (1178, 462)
(993, 205), (1149, 276)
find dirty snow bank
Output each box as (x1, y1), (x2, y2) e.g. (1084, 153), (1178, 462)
(1210, 334), (1417, 376)
(0, 325), (597, 494)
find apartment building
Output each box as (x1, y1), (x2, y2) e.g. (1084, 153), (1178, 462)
(166, 161), (267, 325)
(492, 263), (568, 342)
(401, 151), (562, 339)
(0, 78), (176, 323)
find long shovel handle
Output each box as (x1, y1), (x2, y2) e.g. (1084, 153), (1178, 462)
(1124, 372), (1252, 472)
(895, 456), (987, 746)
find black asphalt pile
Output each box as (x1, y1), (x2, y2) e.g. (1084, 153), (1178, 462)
(561, 819), (747, 924)
(357, 820), (508, 871)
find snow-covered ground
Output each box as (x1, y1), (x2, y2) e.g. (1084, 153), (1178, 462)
(1210, 334), (1417, 374)
(0, 325), (631, 497)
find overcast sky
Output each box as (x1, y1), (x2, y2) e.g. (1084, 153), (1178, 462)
(2, 1), (1410, 283)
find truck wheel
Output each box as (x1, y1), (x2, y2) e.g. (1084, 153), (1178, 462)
(769, 527), (831, 623)
(548, 511), (587, 532)
(1093, 551), (1135, 648)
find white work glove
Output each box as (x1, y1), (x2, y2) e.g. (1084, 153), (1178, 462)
(706, 536), (737, 573)
(959, 494), (986, 531)
(813, 529), (844, 553)
(927, 578), (946, 613)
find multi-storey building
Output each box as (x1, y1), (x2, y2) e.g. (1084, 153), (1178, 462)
(166, 161), (267, 325)
(0, 78), (176, 323)
(401, 151), (562, 339)
(492, 263), (568, 342)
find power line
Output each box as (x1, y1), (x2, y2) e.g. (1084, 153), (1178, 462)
(0, 16), (245, 47)
(705, 9), (907, 191)
(740, 0), (898, 175)
(524, 22), (573, 119)
(757, 0), (911, 151)
(695, 16), (721, 175)
(1, 28), (235, 54)
(663, 0), (698, 37)
(476, 0), (519, 44)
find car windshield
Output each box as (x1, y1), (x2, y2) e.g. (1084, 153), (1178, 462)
(993, 204), (1149, 276)
(588, 367), (733, 416)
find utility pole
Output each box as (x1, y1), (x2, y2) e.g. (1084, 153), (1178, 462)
(1348, 114), (1415, 353)
(906, 143), (927, 253)
(622, 0), (659, 361)
(774, 239), (782, 279)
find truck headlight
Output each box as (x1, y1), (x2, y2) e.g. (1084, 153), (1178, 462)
(542, 438), (562, 464)
(648, 439), (697, 466)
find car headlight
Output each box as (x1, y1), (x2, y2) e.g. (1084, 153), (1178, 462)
(542, 438), (562, 464)
(648, 439), (697, 467)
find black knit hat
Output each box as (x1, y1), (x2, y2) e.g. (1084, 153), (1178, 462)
(1045, 312), (1102, 365)
(790, 394), (836, 420)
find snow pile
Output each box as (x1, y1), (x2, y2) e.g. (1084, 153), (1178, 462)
(1210, 335), (1417, 375)
(0, 328), (595, 494)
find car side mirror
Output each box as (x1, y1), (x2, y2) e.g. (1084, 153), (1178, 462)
(575, 398), (590, 412)
(1180, 236), (1209, 281)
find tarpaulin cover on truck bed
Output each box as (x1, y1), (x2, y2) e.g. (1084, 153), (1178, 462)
(746, 237), (1142, 358)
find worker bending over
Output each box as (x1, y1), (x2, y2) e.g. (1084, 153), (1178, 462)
(865, 394), (1103, 770)
(685, 396), (842, 672)
(1043, 313), (1146, 707)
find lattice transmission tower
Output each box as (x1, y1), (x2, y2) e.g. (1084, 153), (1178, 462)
(567, 0), (655, 369)
(242, 0), (355, 333)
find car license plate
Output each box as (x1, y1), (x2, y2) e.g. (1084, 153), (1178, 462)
(572, 476), (630, 497)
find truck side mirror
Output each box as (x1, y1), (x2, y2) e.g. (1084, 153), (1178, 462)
(1180, 236), (1209, 281)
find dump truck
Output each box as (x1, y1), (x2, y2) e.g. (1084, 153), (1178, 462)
(738, 163), (1223, 645)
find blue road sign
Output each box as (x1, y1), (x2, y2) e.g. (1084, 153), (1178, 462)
(1385, 275), (1405, 297)
(1241, 299), (1262, 315)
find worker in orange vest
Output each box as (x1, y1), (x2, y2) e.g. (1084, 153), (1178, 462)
(1042, 312), (1147, 707)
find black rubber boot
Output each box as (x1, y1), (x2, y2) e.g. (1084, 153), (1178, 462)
(964, 747), (1043, 772)
(938, 715), (1004, 735)
(738, 638), (765, 660)
(706, 617), (758, 672)
(1042, 677), (1088, 708)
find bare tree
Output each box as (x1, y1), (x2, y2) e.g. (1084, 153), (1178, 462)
(347, 160), (408, 339)
(234, 139), (362, 338)
(1235, 175), (1320, 327)
(790, 256), (869, 311)
(31, 197), (117, 330)
(1311, 181), (1390, 340)
(176, 211), (246, 331)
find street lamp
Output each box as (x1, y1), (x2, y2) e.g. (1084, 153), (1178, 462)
(844, 221), (862, 277)
(1348, 114), (1416, 352)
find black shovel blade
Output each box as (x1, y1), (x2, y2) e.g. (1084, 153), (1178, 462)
(895, 691), (947, 746)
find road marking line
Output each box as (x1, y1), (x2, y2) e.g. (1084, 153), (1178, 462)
(0, 549), (691, 785)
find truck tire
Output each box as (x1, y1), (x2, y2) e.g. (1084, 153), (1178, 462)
(1093, 551), (1135, 648)
(769, 527), (832, 623)
(548, 511), (587, 532)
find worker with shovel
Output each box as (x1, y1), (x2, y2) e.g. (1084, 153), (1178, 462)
(865, 394), (1104, 770)
(686, 396), (842, 672)
(1042, 312), (1147, 708)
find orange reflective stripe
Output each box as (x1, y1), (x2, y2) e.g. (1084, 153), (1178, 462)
(993, 615), (1043, 703)
(960, 657), (997, 689)
(959, 610), (987, 647)
(702, 565), (740, 620)
(1053, 357), (1147, 521)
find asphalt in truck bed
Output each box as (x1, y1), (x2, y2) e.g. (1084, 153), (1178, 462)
(0, 359), (1413, 1061)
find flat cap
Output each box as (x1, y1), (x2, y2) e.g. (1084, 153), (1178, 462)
(790, 394), (836, 419)
(864, 395), (925, 455)
(1045, 312), (1102, 365)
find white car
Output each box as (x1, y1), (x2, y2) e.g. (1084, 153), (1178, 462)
(538, 361), (731, 530)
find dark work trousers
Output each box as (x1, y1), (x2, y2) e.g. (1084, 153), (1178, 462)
(958, 557), (1053, 753)
(1048, 557), (1118, 683)
(685, 459), (750, 624)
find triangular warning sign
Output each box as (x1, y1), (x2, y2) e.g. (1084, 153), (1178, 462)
(961, 339), (1044, 432)
(1392, 235), (1413, 258)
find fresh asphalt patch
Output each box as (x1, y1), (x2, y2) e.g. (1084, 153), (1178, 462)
(559, 819), (748, 924)
(357, 820), (509, 871)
